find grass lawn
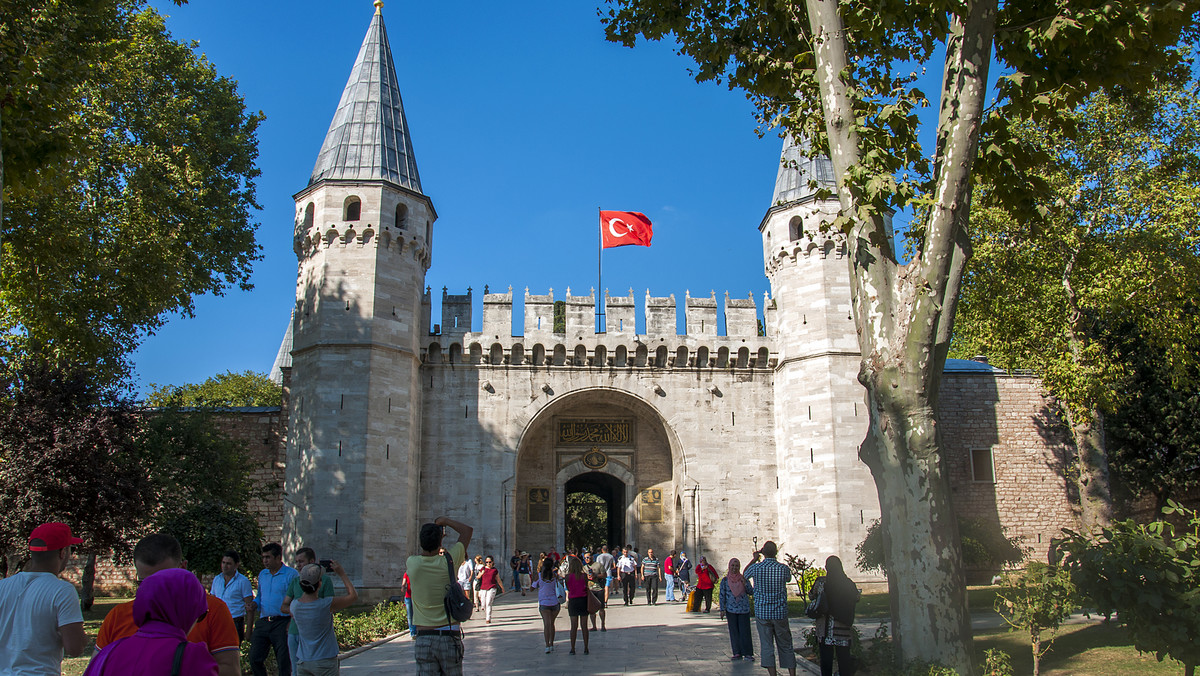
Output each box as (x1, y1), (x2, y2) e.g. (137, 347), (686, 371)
(973, 622), (1186, 675)
(787, 585), (1002, 618)
(61, 597), (128, 676)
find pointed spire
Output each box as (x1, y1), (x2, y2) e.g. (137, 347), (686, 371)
(772, 134), (836, 205)
(309, 4), (422, 192)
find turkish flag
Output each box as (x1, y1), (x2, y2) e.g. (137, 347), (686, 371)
(600, 210), (653, 249)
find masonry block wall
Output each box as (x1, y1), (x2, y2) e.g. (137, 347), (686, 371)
(937, 373), (1078, 564)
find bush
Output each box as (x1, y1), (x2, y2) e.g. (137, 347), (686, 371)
(994, 562), (1078, 676)
(333, 600), (408, 650)
(981, 648), (1015, 676)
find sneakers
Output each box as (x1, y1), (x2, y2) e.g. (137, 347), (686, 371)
(545, 646), (551, 654)
(732, 655), (741, 660)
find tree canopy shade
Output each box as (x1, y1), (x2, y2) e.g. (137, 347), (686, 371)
(0, 2), (261, 383)
(602, 0), (1198, 670)
(0, 358), (154, 573)
(953, 77), (1200, 529)
(145, 370), (283, 408)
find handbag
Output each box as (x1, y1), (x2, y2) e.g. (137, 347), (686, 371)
(805, 581), (828, 620)
(587, 588), (603, 614)
(554, 577), (567, 604)
(443, 552), (474, 623)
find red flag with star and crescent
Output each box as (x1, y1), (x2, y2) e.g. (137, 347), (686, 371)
(600, 210), (653, 249)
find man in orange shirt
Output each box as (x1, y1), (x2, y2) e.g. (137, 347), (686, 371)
(96, 533), (241, 676)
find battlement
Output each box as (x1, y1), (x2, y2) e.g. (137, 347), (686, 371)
(764, 229), (848, 275)
(421, 286), (777, 370)
(295, 222), (431, 270)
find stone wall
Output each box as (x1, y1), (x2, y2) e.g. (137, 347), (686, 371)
(938, 372), (1078, 567)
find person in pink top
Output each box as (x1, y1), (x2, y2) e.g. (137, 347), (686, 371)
(84, 568), (217, 676)
(564, 556), (590, 655)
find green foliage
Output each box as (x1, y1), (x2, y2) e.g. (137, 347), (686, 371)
(994, 562), (1079, 676)
(1104, 321), (1200, 508)
(1, 3), (261, 383)
(157, 501), (260, 576)
(135, 406), (261, 575)
(981, 648), (1015, 676)
(781, 553), (820, 596)
(553, 300), (566, 333)
(858, 518), (1028, 576)
(1056, 502), (1200, 672)
(145, 370), (282, 408)
(564, 491), (607, 552)
(0, 357), (154, 561)
(333, 601), (408, 650)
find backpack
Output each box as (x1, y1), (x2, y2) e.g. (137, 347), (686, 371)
(443, 552), (473, 623)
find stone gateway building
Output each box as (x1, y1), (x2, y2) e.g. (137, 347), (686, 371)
(268, 4), (1078, 598)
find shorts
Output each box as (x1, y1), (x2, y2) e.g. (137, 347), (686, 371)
(605, 575), (613, 588)
(567, 596), (589, 617)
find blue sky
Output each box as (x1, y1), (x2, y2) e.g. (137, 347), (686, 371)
(131, 0), (792, 394)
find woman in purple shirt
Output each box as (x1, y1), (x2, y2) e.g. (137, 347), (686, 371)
(529, 557), (562, 653)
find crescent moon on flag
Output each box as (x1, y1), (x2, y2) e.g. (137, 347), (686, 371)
(608, 218), (631, 238)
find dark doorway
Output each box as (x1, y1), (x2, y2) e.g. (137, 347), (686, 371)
(564, 472), (624, 552)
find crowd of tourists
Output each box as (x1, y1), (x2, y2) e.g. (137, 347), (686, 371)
(1, 519), (860, 676)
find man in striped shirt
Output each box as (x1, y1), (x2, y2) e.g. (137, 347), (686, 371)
(639, 549), (661, 605)
(742, 541), (796, 676)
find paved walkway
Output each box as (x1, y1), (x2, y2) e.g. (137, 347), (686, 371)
(341, 591), (822, 675)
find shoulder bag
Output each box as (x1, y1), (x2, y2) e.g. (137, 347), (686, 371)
(443, 552), (474, 623)
(805, 578), (828, 620)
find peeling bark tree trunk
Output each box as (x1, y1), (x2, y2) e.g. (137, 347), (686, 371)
(803, 0), (996, 670)
(81, 551), (97, 610)
(1062, 405), (1113, 529)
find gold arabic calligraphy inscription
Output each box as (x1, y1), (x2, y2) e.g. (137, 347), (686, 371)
(557, 420), (632, 446)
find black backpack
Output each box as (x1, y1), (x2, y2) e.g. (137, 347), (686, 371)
(443, 552), (473, 623)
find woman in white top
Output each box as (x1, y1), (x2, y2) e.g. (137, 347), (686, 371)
(457, 558), (475, 608)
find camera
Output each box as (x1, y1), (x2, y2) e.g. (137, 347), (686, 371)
(319, 559), (333, 572)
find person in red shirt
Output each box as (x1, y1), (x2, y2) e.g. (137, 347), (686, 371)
(401, 572), (416, 637)
(477, 556), (505, 623)
(95, 534), (240, 676)
(694, 556), (720, 613)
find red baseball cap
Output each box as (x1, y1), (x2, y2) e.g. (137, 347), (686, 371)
(28, 523), (83, 551)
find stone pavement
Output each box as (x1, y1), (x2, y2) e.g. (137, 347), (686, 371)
(340, 591), (822, 675)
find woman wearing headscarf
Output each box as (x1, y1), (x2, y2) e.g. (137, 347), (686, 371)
(809, 555), (861, 676)
(694, 556), (720, 613)
(84, 568), (217, 676)
(718, 558), (754, 661)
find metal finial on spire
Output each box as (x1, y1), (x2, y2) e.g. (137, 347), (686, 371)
(374, 0), (384, 14)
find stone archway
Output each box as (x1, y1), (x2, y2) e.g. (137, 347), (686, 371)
(512, 388), (680, 555)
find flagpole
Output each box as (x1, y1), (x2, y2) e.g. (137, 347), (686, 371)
(597, 207), (604, 333)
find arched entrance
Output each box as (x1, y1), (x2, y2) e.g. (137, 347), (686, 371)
(511, 388), (682, 555)
(564, 471), (625, 551)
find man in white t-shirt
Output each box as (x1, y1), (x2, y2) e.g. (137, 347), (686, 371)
(617, 547), (638, 606)
(0, 522), (86, 675)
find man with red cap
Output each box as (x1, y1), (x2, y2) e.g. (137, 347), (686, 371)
(0, 522), (87, 674)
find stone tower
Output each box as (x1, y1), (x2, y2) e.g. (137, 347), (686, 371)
(761, 136), (880, 569)
(284, 1), (434, 591)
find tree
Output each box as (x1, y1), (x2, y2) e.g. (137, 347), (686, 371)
(1103, 319), (1200, 512)
(0, 357), (154, 604)
(565, 492), (608, 551)
(602, 0), (1197, 668)
(145, 370), (283, 408)
(1056, 502), (1200, 676)
(135, 405), (263, 575)
(1, 4), (261, 383)
(994, 562), (1079, 676)
(953, 77), (1200, 529)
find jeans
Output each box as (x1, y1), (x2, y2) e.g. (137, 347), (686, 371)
(664, 574), (676, 601)
(288, 632), (301, 676)
(512, 569), (520, 591)
(756, 617), (796, 670)
(643, 575), (659, 605)
(405, 598), (417, 636)
(249, 617), (291, 676)
(727, 612), (753, 657)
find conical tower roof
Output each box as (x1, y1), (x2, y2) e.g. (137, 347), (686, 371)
(772, 134), (836, 205)
(309, 3), (422, 192)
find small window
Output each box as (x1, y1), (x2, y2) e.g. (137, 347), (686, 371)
(344, 196), (362, 221)
(789, 215), (803, 241)
(395, 203), (408, 230)
(971, 448), (995, 483)
(303, 203), (315, 230)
